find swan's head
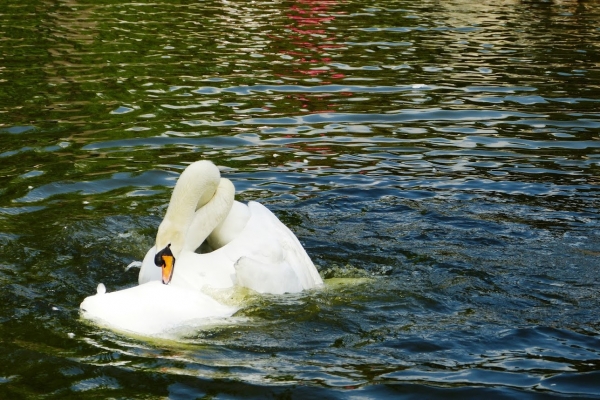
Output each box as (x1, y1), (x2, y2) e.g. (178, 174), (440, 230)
(154, 219), (184, 285)
(149, 160), (228, 285)
(154, 243), (175, 284)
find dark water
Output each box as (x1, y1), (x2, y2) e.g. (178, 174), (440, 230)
(1, 0), (600, 397)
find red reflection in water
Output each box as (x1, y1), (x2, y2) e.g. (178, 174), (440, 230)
(284, 0), (345, 84)
(274, 0), (348, 117)
(267, 0), (352, 164)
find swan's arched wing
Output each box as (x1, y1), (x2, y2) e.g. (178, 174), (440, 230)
(247, 202), (323, 290)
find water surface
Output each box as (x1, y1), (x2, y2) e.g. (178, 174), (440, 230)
(1, 0), (599, 398)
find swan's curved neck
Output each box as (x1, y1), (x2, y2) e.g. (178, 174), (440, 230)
(156, 161), (224, 256)
(163, 161), (220, 230)
(183, 178), (235, 252)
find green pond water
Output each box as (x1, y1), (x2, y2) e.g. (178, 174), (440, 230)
(1, 0), (600, 398)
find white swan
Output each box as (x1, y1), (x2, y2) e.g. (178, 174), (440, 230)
(80, 160), (323, 336)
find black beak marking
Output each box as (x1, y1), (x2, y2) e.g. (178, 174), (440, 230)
(154, 243), (173, 267)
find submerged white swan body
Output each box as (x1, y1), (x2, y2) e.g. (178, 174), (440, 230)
(80, 281), (238, 336)
(80, 160), (323, 336)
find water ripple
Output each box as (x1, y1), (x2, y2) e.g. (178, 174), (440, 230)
(1, 0), (600, 398)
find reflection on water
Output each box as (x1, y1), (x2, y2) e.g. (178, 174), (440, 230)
(0, 0), (599, 398)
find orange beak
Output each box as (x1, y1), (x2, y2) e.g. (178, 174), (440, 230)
(154, 244), (175, 285)
(161, 254), (175, 285)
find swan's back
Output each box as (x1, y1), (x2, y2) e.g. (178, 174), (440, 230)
(139, 200), (323, 295)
